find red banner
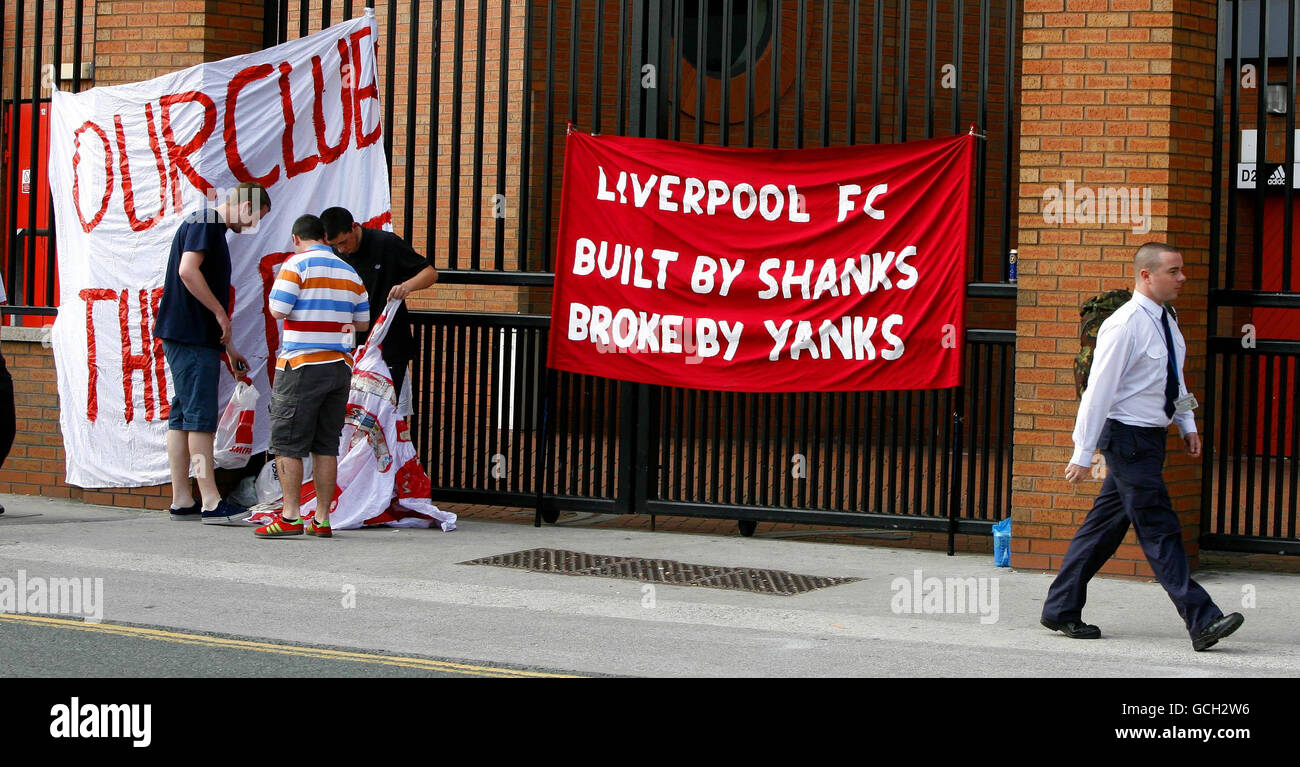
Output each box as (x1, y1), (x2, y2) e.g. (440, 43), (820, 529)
(547, 131), (974, 392)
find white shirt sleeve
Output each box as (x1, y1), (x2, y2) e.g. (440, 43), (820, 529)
(1174, 406), (1197, 437)
(1070, 319), (1132, 467)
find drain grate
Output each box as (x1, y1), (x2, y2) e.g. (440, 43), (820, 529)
(459, 548), (862, 596)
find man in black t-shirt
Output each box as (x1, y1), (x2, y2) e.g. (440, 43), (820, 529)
(154, 182), (270, 524)
(320, 207), (438, 400)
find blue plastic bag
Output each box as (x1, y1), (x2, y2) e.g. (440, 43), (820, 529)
(992, 517), (1011, 567)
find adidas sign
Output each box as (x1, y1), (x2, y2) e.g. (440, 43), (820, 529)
(1268, 164), (1287, 186)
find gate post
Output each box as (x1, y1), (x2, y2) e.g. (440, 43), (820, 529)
(1010, 1), (1218, 576)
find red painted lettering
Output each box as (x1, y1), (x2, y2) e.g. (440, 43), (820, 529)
(258, 252), (293, 386)
(349, 26), (382, 149)
(120, 289), (157, 422)
(150, 287), (170, 419)
(223, 63), (280, 187)
(71, 121), (113, 233)
(159, 91), (217, 210)
(277, 61), (321, 178)
(114, 104), (169, 232)
(79, 288), (119, 421)
(312, 39), (353, 166)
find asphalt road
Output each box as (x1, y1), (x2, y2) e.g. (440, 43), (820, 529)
(0, 614), (583, 678)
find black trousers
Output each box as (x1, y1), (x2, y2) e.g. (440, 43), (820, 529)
(0, 350), (14, 468)
(1042, 419), (1223, 637)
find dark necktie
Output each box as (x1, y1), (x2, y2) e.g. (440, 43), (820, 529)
(1161, 308), (1178, 419)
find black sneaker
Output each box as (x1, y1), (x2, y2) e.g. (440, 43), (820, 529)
(201, 499), (251, 526)
(169, 499), (202, 521)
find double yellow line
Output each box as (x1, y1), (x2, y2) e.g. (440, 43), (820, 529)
(0, 613), (581, 678)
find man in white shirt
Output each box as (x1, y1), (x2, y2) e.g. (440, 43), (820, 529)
(1041, 242), (1244, 651)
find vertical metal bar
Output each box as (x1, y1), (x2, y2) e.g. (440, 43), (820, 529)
(542, 0), (558, 272)
(849, 391), (863, 512)
(770, 0), (781, 147)
(795, 0), (805, 148)
(384, 0), (397, 176)
(886, 391), (899, 515)
(1226, 0), (1241, 290)
(820, 0), (831, 147)
(670, 0), (682, 140)
(964, 351), (978, 521)
(450, 0), (465, 270)
(872, 391), (885, 514)
(978, 345), (993, 518)
(1259, 354), (1274, 534)
(685, 389), (698, 501)
(871, 0), (882, 144)
(630, 0), (647, 135)
(1000, 0), (1017, 272)
(516, 0), (533, 270)
(619, 0), (629, 136)
(73, 0), (85, 91)
(471, 0), (487, 270)
(1230, 350), (1245, 535)
(925, 0), (935, 138)
(1216, 349), (1232, 535)
(948, 385), (965, 555)
(487, 329), (501, 492)
(925, 389), (939, 514)
(952, 0), (962, 135)
(646, 0), (664, 138)
(1244, 352), (1258, 535)
(428, 323), (443, 487)
(569, 0), (581, 127)
(46, 0), (65, 301)
(974, 0), (989, 280)
(1272, 355), (1288, 537)
(322, 0), (331, 28)
(744, 0), (755, 147)
(521, 330), (538, 494)
(300, 0), (309, 37)
(937, 387), (953, 520)
(427, 4), (442, 258)
(710, 390), (722, 504)
(473, 325), (487, 488)
(994, 342), (1008, 519)
(403, 0), (419, 244)
(1254, 0), (1268, 290)
(1286, 0), (1296, 293)
(556, 372), (571, 498)
(695, 0), (706, 143)
(451, 324), (466, 487)
(720, 0), (731, 145)
(594, 0), (605, 133)
(897, 0), (909, 141)
(25, 0), (45, 299)
(848, 0), (858, 144)
(492, 0), (509, 271)
(910, 391), (924, 516)
(344, 0), (354, 19)
(1289, 356), (1300, 539)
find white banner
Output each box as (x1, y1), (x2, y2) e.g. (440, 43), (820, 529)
(47, 14), (391, 487)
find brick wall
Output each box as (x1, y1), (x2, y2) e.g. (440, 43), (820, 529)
(1011, 0), (1218, 577)
(0, 331), (174, 508)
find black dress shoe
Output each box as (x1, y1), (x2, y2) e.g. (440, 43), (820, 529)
(1041, 617), (1101, 639)
(1192, 612), (1244, 651)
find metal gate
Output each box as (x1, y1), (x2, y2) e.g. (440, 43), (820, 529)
(1206, 0), (1300, 555)
(1, 1), (1021, 540)
(364, 0), (1023, 541)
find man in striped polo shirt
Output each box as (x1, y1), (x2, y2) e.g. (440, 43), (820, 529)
(256, 214), (369, 538)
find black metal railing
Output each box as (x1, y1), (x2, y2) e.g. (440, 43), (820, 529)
(1206, 0), (1300, 553)
(411, 309), (1014, 530)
